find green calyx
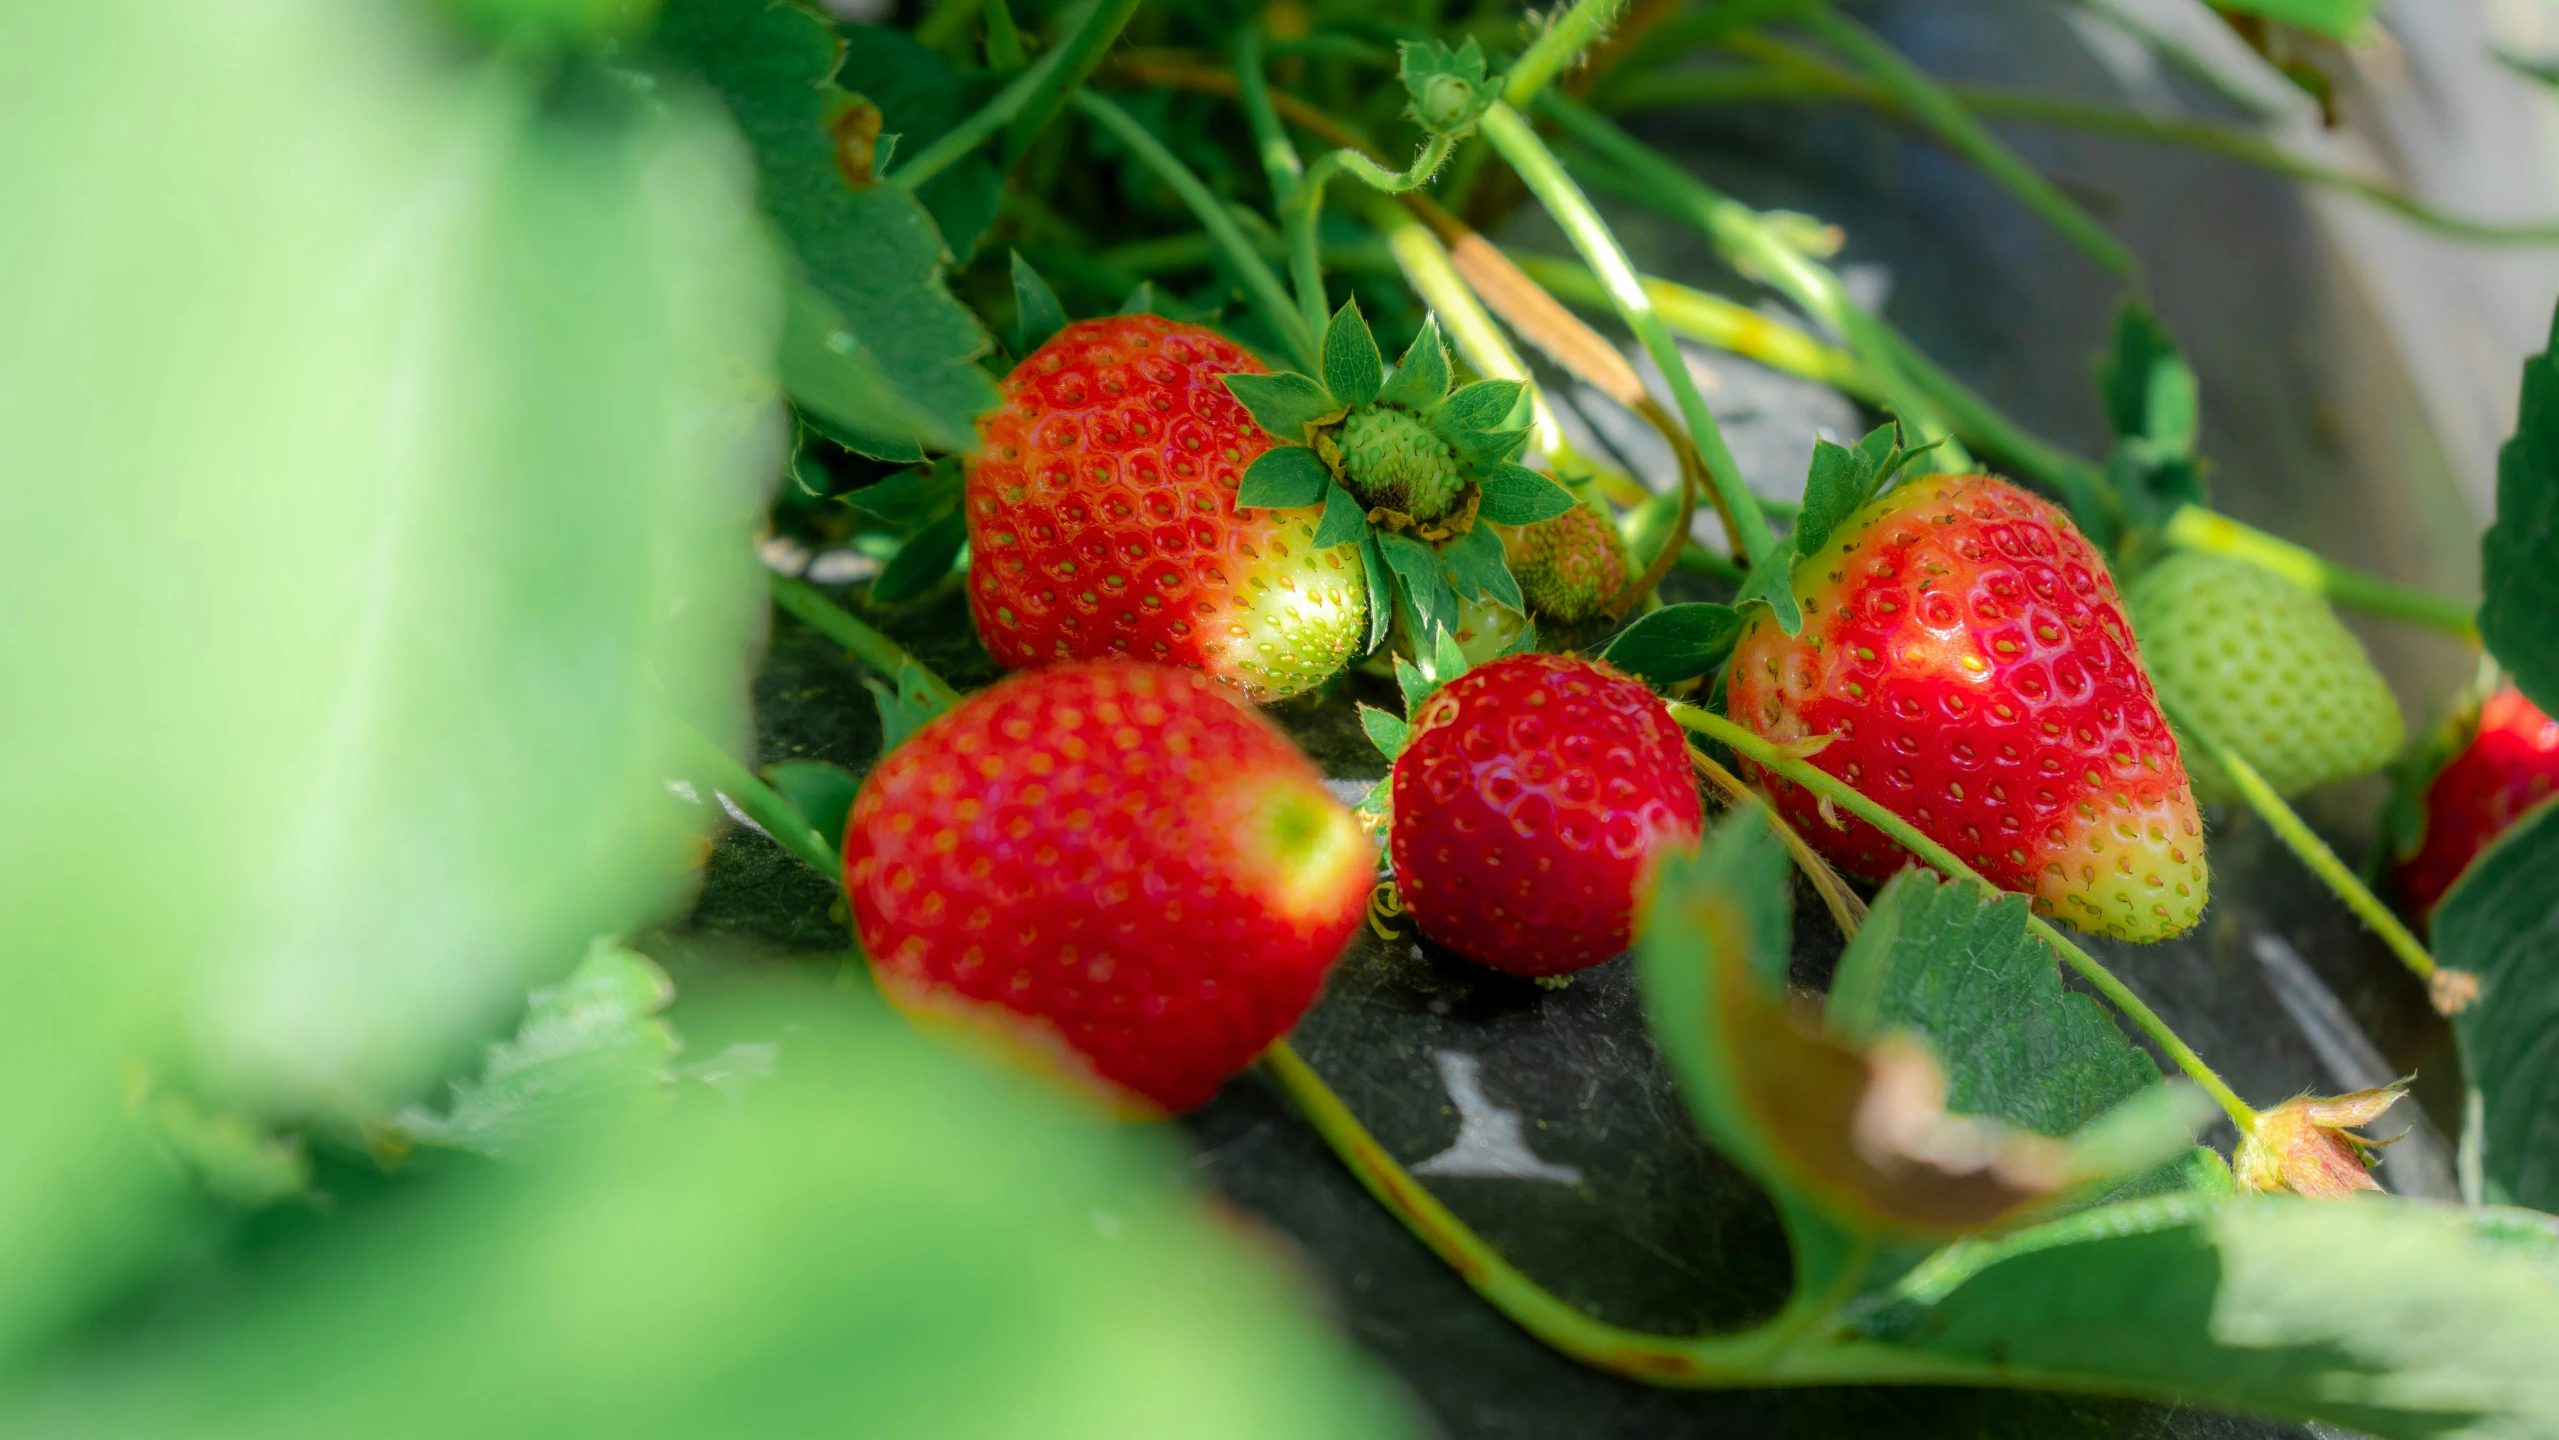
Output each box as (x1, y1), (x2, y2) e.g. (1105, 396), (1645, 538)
(1398, 38), (1497, 139)
(1329, 405), (1463, 522)
(1222, 300), (1587, 648)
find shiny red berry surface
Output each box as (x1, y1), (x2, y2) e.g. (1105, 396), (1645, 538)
(1390, 654), (1703, 977)
(843, 660), (1373, 1112)
(2397, 685), (2559, 919)
(1726, 473), (2205, 941)
(965, 316), (1366, 702)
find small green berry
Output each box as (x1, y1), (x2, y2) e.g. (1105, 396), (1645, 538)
(1503, 505), (1629, 623)
(1336, 405), (1463, 521)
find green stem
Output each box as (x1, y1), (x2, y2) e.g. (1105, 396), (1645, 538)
(1235, 26), (1303, 207)
(2162, 702), (2443, 986)
(1505, 250), (1875, 400)
(2161, 506), (2479, 642)
(982, 0), (1025, 69)
(1504, 0), (1630, 107)
(1537, 95), (1996, 492)
(1479, 101), (1778, 562)
(768, 573), (964, 712)
(675, 724), (840, 877)
(1003, 0), (1143, 165)
(1288, 136), (1458, 342)
(1796, 10), (2134, 277)
(1667, 702), (2258, 1133)
(891, 34), (1076, 190)
(914, 0), (984, 54)
(1602, 64), (2559, 247)
(1071, 90), (1319, 371)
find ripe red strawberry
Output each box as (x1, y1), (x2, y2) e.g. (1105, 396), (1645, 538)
(1725, 473), (2206, 942)
(842, 660), (1373, 1113)
(966, 316), (1368, 702)
(1391, 654), (1703, 976)
(2395, 686), (2559, 918)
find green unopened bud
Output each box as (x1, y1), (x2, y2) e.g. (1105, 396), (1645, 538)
(1416, 73), (1480, 133)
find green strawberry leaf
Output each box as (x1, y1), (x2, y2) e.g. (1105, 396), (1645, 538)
(1863, 1195), (2559, 1435)
(834, 23), (1002, 262)
(842, 457), (962, 532)
(1429, 623), (1471, 686)
(1322, 297), (1383, 408)
(779, 283), (932, 462)
(1118, 279), (1159, 315)
(1790, 421), (1941, 562)
(1476, 464), (1578, 526)
(1448, 424), (1534, 473)
(659, 0), (997, 458)
(1377, 316), (1452, 413)
(1599, 602), (1741, 687)
(863, 656), (950, 755)
(760, 759), (863, 854)
(1223, 373), (1341, 442)
(1734, 536), (1807, 636)
(2095, 304), (2206, 528)
(1430, 378), (1526, 442)
(1438, 522), (1525, 615)
(1008, 249), (1066, 356)
(2435, 800), (2559, 1209)
(1393, 653), (1437, 713)
(2482, 301), (2559, 717)
(1236, 444), (1333, 510)
(1358, 703), (1411, 761)
(1313, 483), (1370, 548)
(1828, 872), (2170, 1142)
(1357, 533), (1394, 654)
(1378, 531), (1457, 639)
(870, 508), (968, 602)
(387, 940), (680, 1160)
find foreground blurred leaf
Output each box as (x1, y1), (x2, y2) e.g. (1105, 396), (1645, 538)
(0, 987), (1413, 1440)
(2204, 0), (2375, 41)
(384, 940), (680, 1161)
(659, 0), (998, 459)
(2435, 801), (2559, 1209)
(1864, 1195), (2559, 1435)
(0, 0), (775, 1356)
(2483, 303), (2559, 718)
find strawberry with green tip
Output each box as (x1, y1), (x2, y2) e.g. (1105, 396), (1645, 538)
(2126, 550), (2404, 803)
(965, 315), (1368, 703)
(1379, 652), (1703, 976)
(1726, 472), (2207, 942)
(844, 660), (1375, 1113)
(1503, 504), (1630, 624)
(1223, 302), (1581, 649)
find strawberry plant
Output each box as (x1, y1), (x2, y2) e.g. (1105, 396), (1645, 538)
(16, 0), (2559, 1436)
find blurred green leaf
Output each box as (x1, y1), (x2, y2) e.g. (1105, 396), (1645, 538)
(842, 458), (962, 533)
(870, 508), (968, 603)
(1601, 602), (1740, 686)
(0, 0), (776, 1358)
(1866, 1195), (2559, 1435)
(836, 23), (1002, 262)
(2095, 305), (2205, 529)
(136, 1086), (311, 1210)
(660, 0), (997, 458)
(2436, 801), (2559, 1210)
(762, 760), (864, 853)
(386, 940), (680, 1161)
(2203, 0), (2374, 41)
(0, 988), (1413, 1440)
(2482, 302), (2559, 717)
(1009, 249), (1067, 355)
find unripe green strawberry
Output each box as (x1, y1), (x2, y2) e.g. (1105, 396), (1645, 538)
(966, 316), (1368, 703)
(1727, 473), (2206, 942)
(843, 660), (1374, 1113)
(2125, 551), (2404, 804)
(1502, 505), (1629, 623)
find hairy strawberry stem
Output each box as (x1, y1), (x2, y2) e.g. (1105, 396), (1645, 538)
(1480, 101), (1775, 566)
(2160, 701), (2474, 1014)
(1503, 0), (1629, 107)
(1287, 138), (1460, 344)
(2161, 506), (2479, 642)
(769, 573), (965, 712)
(1667, 702), (2259, 1133)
